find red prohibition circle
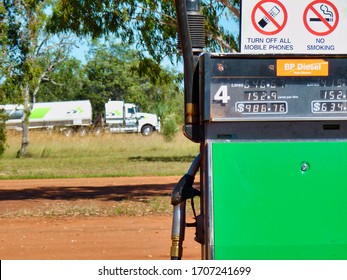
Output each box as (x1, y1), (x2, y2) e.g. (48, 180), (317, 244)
(251, 0), (288, 35)
(303, 0), (339, 36)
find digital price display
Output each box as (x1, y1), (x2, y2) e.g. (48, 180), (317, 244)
(205, 55), (347, 121)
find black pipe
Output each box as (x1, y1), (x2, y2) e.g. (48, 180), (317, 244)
(175, 0), (195, 125)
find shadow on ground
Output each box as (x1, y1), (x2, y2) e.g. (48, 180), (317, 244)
(0, 183), (178, 202)
(128, 155), (196, 162)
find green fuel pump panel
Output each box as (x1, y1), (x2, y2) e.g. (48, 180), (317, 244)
(211, 141), (347, 259)
(199, 54), (347, 260)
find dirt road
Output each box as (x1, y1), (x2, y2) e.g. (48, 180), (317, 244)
(0, 177), (201, 260)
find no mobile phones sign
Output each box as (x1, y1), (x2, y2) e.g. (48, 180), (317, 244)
(241, 0), (347, 54)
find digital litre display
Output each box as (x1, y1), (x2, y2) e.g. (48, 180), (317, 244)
(244, 90), (277, 101)
(207, 55), (347, 121)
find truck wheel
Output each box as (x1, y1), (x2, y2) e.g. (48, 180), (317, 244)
(62, 127), (74, 137)
(141, 125), (153, 136)
(93, 127), (103, 136)
(77, 127), (88, 136)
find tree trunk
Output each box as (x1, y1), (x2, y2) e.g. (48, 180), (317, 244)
(17, 85), (30, 158)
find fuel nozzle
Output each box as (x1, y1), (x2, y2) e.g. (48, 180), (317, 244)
(170, 154), (201, 260)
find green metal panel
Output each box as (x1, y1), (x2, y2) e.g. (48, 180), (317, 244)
(212, 141), (347, 260)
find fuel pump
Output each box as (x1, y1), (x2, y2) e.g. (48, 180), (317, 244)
(172, 0), (347, 260)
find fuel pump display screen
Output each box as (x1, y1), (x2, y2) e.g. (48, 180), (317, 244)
(207, 55), (347, 121)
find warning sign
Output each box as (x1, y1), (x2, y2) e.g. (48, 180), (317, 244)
(251, 0), (287, 35)
(303, 1), (339, 36)
(241, 0), (347, 54)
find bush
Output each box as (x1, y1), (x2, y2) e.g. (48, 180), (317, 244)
(162, 113), (179, 142)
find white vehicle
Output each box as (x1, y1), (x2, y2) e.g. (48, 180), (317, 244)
(105, 100), (160, 136)
(1, 100), (93, 136)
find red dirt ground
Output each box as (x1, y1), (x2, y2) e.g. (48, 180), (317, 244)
(0, 177), (201, 260)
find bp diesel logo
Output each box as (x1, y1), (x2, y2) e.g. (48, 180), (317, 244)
(277, 59), (329, 76)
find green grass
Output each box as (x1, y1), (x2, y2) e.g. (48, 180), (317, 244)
(0, 131), (199, 179)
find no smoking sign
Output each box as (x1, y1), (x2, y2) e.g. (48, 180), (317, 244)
(303, 0), (339, 36)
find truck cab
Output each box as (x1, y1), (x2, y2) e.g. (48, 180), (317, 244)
(105, 100), (160, 136)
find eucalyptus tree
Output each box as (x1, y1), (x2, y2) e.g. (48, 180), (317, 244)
(49, 0), (241, 64)
(1, 0), (76, 157)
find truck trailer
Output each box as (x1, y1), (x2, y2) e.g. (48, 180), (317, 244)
(1, 100), (92, 136)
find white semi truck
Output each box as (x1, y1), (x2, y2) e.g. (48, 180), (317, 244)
(1, 99), (160, 136)
(105, 100), (160, 136)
